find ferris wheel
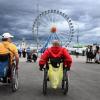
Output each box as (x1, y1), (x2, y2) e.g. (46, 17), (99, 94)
(32, 10), (74, 52)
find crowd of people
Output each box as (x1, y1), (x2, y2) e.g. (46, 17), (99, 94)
(86, 45), (100, 63)
(18, 47), (37, 62)
(18, 44), (100, 64)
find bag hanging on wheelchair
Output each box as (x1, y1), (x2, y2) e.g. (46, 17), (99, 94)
(48, 61), (63, 89)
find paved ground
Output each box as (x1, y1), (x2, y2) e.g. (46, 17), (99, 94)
(0, 56), (100, 100)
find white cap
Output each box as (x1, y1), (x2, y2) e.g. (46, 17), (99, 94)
(52, 40), (60, 46)
(2, 32), (14, 38)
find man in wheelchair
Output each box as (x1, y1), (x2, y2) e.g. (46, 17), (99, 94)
(39, 40), (72, 94)
(39, 40), (72, 71)
(0, 32), (19, 83)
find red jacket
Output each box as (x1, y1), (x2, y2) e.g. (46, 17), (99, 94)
(39, 46), (72, 68)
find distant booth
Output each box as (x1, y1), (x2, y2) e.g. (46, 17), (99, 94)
(72, 44), (86, 56)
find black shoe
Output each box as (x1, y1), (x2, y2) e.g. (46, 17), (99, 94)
(3, 77), (7, 83)
(8, 78), (11, 83)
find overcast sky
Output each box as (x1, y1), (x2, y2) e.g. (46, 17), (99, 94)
(0, 0), (100, 44)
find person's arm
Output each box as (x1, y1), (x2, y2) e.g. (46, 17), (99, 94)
(12, 44), (19, 69)
(39, 49), (49, 69)
(63, 48), (72, 69)
(15, 53), (19, 69)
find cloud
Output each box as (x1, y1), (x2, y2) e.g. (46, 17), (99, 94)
(0, 0), (100, 44)
(79, 27), (100, 44)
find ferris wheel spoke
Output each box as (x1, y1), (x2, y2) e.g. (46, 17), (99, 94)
(39, 15), (52, 27)
(42, 17), (52, 26)
(53, 14), (61, 24)
(46, 13), (58, 25)
(51, 14), (56, 24)
(38, 22), (47, 28)
(38, 23), (47, 28)
(45, 14), (53, 25)
(58, 33), (70, 40)
(51, 13), (58, 24)
(57, 31), (70, 35)
(54, 14), (60, 23)
(38, 29), (50, 33)
(58, 35), (68, 41)
(39, 19), (50, 27)
(43, 15), (53, 25)
(58, 32), (70, 36)
(41, 14), (51, 25)
(47, 14), (54, 24)
(38, 25), (50, 30)
(33, 26), (49, 33)
(51, 13), (53, 23)
(39, 26), (50, 30)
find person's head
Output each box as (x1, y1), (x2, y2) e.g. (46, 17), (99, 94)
(2, 32), (14, 42)
(52, 40), (60, 47)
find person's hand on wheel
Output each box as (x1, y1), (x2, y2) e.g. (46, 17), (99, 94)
(39, 64), (44, 71)
(39, 67), (43, 71)
(64, 66), (70, 71)
(67, 67), (70, 71)
(16, 65), (19, 70)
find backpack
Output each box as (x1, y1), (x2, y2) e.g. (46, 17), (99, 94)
(47, 48), (64, 68)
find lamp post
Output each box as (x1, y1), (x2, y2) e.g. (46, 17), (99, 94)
(74, 23), (80, 46)
(36, 3), (39, 57)
(76, 24), (79, 45)
(75, 23), (80, 58)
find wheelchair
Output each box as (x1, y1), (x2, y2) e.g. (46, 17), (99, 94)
(27, 52), (32, 62)
(42, 58), (68, 95)
(0, 53), (18, 92)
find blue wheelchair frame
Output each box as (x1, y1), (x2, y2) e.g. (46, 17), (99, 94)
(0, 61), (9, 78)
(0, 53), (10, 78)
(0, 53), (18, 92)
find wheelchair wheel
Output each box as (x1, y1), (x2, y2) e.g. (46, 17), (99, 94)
(43, 68), (48, 95)
(62, 69), (68, 95)
(11, 63), (18, 92)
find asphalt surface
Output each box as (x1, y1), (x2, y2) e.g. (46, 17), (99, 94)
(0, 56), (100, 100)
